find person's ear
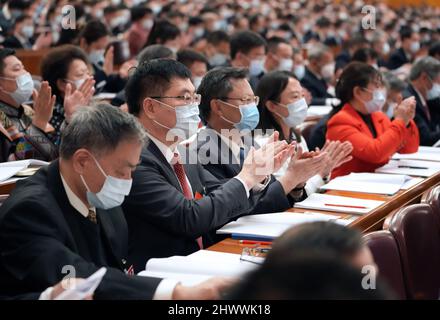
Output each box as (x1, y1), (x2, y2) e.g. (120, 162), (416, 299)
(210, 99), (223, 117)
(353, 86), (364, 101)
(72, 149), (92, 175)
(266, 100), (277, 113)
(79, 38), (87, 50)
(142, 97), (157, 119)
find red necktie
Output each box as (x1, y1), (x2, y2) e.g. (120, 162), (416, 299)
(172, 153), (203, 249)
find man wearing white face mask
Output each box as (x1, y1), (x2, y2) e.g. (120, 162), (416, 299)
(123, 59), (293, 270)
(403, 57), (440, 146)
(387, 27), (420, 70)
(0, 104), (233, 300)
(0, 48), (58, 162)
(3, 14), (33, 49)
(264, 37), (294, 73)
(300, 43), (337, 106)
(230, 31), (267, 90)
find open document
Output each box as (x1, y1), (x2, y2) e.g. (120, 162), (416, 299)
(376, 159), (440, 177)
(392, 146), (440, 162)
(216, 212), (353, 241)
(138, 250), (259, 286)
(293, 193), (384, 215)
(0, 159), (49, 183)
(320, 172), (413, 195)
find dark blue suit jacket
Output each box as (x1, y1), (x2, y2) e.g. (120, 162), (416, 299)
(300, 67), (333, 106)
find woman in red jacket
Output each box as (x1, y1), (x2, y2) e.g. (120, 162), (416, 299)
(326, 62), (419, 178)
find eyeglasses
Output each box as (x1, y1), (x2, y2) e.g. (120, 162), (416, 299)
(218, 95), (260, 105)
(240, 246), (270, 265)
(150, 93), (201, 105)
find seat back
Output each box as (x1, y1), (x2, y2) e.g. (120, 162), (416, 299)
(363, 230), (407, 299)
(388, 204), (440, 299)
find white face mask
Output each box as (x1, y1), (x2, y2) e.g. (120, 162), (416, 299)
(277, 58), (293, 72)
(89, 49), (105, 66)
(142, 19), (154, 30)
(209, 53), (228, 67)
(410, 41), (420, 53)
(192, 76), (203, 90)
(321, 62), (335, 81)
(152, 100), (201, 141)
(363, 89), (387, 113)
(278, 98), (308, 128)
(21, 25), (34, 39)
(383, 42), (391, 55)
(427, 83), (440, 101)
(0, 73), (34, 106)
(293, 64), (306, 80)
(80, 154), (133, 210)
(249, 58), (265, 77)
(65, 78), (87, 90)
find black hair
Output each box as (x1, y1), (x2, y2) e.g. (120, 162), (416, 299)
(79, 20), (109, 45)
(429, 41), (440, 58)
(145, 19), (180, 47)
(206, 30), (230, 46)
(125, 59), (191, 116)
(177, 49), (208, 69)
(230, 31), (267, 60)
(351, 48), (379, 63)
(227, 251), (391, 300)
(267, 36), (289, 54)
(399, 26), (413, 41)
(137, 44), (174, 64)
(197, 67), (248, 123)
(130, 5), (153, 22)
(0, 48), (16, 76)
(40, 45), (89, 99)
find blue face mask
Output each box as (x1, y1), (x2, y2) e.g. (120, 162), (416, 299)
(220, 101), (260, 132)
(80, 154), (132, 210)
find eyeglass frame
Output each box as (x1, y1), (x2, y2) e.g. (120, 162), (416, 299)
(216, 95), (260, 106)
(149, 93), (202, 105)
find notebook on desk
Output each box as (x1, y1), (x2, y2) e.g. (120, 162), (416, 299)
(0, 159), (49, 183)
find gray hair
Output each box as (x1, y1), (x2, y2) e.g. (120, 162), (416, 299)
(307, 43), (330, 61)
(60, 103), (146, 159)
(382, 71), (406, 92)
(409, 56), (440, 81)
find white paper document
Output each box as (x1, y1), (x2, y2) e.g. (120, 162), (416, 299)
(138, 251), (259, 286)
(0, 159), (49, 182)
(392, 147), (440, 162)
(216, 212), (352, 240)
(375, 160), (440, 177)
(320, 172), (411, 195)
(55, 267), (107, 300)
(293, 193), (384, 215)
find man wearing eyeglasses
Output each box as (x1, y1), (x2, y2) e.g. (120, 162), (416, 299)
(123, 59), (293, 271)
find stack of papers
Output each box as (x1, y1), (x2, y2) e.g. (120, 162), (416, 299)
(307, 106), (333, 118)
(392, 147), (440, 162)
(376, 159), (440, 177)
(321, 172), (412, 195)
(294, 193), (385, 215)
(217, 212), (353, 241)
(0, 159), (49, 183)
(138, 250), (259, 286)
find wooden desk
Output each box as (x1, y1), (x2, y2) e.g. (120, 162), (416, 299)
(0, 179), (17, 195)
(209, 171), (440, 253)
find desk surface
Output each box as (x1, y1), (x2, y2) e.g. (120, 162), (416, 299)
(208, 171), (440, 253)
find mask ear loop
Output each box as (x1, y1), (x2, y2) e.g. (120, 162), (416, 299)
(145, 98), (175, 130)
(217, 99), (240, 125)
(80, 152), (107, 193)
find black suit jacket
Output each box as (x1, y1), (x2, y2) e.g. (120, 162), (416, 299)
(403, 84), (440, 146)
(196, 128), (293, 210)
(300, 67), (333, 105)
(122, 139), (270, 271)
(386, 48), (409, 70)
(2, 35), (26, 49)
(0, 161), (162, 300)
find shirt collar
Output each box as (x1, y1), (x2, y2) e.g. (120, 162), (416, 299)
(60, 173), (95, 218)
(145, 131), (178, 164)
(412, 85), (427, 107)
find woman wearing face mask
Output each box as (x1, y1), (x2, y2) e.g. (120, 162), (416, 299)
(255, 71), (353, 195)
(41, 45), (96, 145)
(0, 48), (58, 162)
(326, 62), (419, 179)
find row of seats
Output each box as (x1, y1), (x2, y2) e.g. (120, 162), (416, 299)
(364, 185), (440, 299)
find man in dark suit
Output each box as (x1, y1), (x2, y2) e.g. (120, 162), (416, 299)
(300, 43), (335, 106)
(403, 57), (440, 146)
(0, 104), (229, 300)
(123, 59), (293, 270)
(387, 27), (420, 70)
(196, 67), (329, 209)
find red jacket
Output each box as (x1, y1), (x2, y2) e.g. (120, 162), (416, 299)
(326, 103), (419, 178)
